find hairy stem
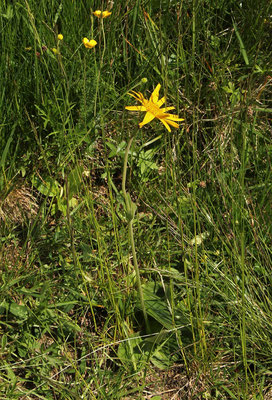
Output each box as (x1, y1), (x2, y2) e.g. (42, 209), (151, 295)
(122, 135), (149, 331)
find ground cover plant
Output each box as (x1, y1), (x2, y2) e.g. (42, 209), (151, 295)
(1, 0), (272, 398)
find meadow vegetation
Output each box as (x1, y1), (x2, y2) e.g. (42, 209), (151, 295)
(1, 0), (272, 398)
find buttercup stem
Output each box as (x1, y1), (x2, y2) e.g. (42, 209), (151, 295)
(122, 135), (149, 331)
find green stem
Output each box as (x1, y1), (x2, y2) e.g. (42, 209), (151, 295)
(122, 135), (149, 331)
(122, 136), (134, 211)
(128, 219), (149, 330)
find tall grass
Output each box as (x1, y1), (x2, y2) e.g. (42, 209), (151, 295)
(1, 0), (272, 398)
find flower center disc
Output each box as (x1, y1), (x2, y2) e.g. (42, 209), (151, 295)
(144, 100), (161, 116)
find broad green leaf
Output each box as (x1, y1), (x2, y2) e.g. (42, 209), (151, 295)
(32, 176), (60, 197)
(141, 282), (173, 330)
(9, 302), (28, 319)
(68, 166), (84, 198)
(118, 333), (147, 371)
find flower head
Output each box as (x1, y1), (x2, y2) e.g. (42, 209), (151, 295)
(102, 10), (112, 18)
(125, 84), (184, 132)
(52, 47), (59, 54)
(93, 10), (102, 17)
(58, 34), (63, 40)
(82, 37), (97, 49)
(93, 10), (112, 18)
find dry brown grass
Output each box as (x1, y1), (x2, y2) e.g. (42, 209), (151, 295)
(0, 185), (38, 225)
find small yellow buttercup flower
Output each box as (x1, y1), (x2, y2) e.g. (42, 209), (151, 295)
(102, 10), (112, 18)
(58, 34), (63, 40)
(125, 84), (184, 132)
(82, 38), (97, 49)
(93, 10), (112, 18)
(52, 47), (59, 54)
(93, 10), (102, 17)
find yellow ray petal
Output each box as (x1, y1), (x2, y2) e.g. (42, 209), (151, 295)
(164, 119), (180, 128)
(156, 112), (172, 119)
(168, 116), (185, 121)
(125, 106), (146, 111)
(150, 84), (161, 103)
(128, 91), (140, 98)
(160, 106), (175, 112)
(162, 114), (184, 121)
(139, 112), (156, 127)
(128, 93), (137, 99)
(160, 118), (171, 132)
(156, 96), (166, 107)
(130, 90), (141, 96)
(128, 93), (143, 102)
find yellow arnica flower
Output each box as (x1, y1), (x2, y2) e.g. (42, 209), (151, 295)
(58, 34), (63, 40)
(93, 10), (112, 18)
(82, 38), (97, 49)
(125, 84), (184, 132)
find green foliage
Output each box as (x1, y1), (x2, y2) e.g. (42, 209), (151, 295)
(1, 0), (272, 398)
